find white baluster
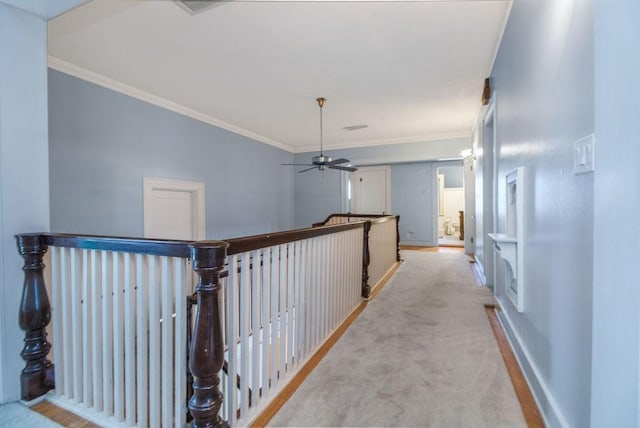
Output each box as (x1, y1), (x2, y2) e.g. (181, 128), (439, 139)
(270, 245), (280, 389)
(251, 249), (262, 410)
(101, 251), (114, 417)
(60, 248), (72, 397)
(278, 244), (287, 380)
(286, 242), (295, 372)
(174, 258), (187, 428)
(240, 252), (251, 419)
(226, 254), (238, 426)
(81, 249), (93, 408)
(261, 248), (271, 398)
(70, 249), (82, 400)
(50, 247), (63, 397)
(161, 256), (173, 427)
(148, 256), (161, 427)
(112, 252), (125, 422)
(124, 253), (136, 426)
(135, 254), (148, 428)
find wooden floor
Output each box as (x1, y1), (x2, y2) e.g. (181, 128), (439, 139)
(485, 305), (545, 428)
(31, 401), (97, 427)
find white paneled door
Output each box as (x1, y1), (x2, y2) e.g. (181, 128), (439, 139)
(352, 166), (391, 215)
(143, 177), (205, 241)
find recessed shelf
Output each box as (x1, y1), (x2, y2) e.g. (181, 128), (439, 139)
(490, 166), (530, 313)
(488, 233), (517, 278)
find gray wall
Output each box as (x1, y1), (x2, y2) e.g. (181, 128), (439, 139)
(592, 0), (640, 425)
(391, 162), (435, 246)
(437, 165), (463, 188)
(486, 0), (594, 426)
(49, 70), (294, 239)
(293, 137), (470, 229)
(0, 3), (50, 403)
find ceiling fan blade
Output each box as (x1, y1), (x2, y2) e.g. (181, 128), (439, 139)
(328, 164), (358, 172)
(328, 158), (350, 165)
(281, 163), (314, 166)
(298, 166), (317, 173)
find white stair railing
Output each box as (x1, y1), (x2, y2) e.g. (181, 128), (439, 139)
(46, 242), (192, 427)
(15, 216), (393, 428)
(220, 226), (363, 426)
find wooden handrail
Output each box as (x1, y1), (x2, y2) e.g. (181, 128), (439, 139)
(15, 222), (371, 424)
(314, 213), (401, 262)
(313, 213), (397, 227)
(40, 233), (191, 257)
(29, 222), (367, 259)
(225, 222), (365, 255)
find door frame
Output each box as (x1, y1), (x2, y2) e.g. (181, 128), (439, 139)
(481, 95), (497, 288)
(433, 162), (465, 248)
(143, 177), (206, 240)
(351, 165), (391, 214)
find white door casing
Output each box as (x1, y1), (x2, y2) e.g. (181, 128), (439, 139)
(352, 166), (391, 214)
(143, 177), (205, 241)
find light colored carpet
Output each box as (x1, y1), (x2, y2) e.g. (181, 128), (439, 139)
(268, 250), (526, 427)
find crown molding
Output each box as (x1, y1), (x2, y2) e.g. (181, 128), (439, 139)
(48, 56), (294, 153)
(292, 131), (472, 154)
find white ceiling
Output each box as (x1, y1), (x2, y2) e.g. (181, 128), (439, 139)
(48, 0), (511, 153)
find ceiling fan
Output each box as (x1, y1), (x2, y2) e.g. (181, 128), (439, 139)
(282, 98), (358, 173)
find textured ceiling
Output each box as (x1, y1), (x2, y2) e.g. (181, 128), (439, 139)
(49, 0), (511, 153)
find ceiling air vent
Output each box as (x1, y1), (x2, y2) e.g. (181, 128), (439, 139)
(343, 124), (368, 132)
(175, 0), (220, 15)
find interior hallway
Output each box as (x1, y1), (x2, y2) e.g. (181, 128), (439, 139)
(268, 249), (528, 427)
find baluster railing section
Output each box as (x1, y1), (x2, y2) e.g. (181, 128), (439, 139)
(15, 218), (375, 427)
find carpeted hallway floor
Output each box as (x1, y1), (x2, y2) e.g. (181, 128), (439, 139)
(268, 250), (526, 427)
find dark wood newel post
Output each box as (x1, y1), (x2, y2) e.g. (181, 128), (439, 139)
(188, 241), (230, 428)
(395, 215), (401, 262)
(361, 221), (372, 299)
(15, 233), (54, 400)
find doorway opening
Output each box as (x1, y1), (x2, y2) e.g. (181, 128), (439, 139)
(436, 163), (465, 247)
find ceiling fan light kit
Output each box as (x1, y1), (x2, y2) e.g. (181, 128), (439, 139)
(281, 98), (358, 174)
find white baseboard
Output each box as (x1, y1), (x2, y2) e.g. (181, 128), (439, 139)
(473, 258), (487, 286)
(496, 302), (570, 428)
(399, 240), (437, 247)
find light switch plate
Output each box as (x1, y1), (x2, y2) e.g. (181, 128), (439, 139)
(573, 134), (595, 174)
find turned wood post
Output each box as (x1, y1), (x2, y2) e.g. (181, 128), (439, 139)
(395, 215), (401, 262)
(361, 221), (372, 298)
(188, 241), (230, 428)
(15, 233), (54, 400)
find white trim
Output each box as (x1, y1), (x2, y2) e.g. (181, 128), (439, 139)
(48, 57), (475, 155)
(496, 302), (570, 428)
(481, 93), (497, 290)
(473, 257), (487, 285)
(292, 131), (472, 154)
(48, 57), (474, 155)
(40, 393), (126, 428)
(339, 171), (352, 213)
(48, 56), (293, 153)
(143, 177), (206, 241)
